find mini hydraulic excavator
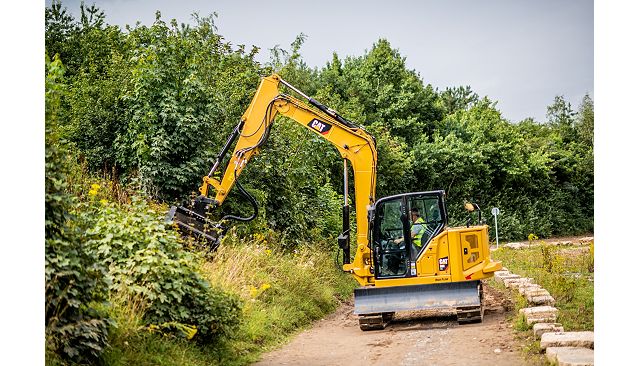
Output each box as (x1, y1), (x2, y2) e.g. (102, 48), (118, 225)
(166, 74), (502, 330)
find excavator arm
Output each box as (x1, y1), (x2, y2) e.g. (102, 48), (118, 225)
(190, 74), (377, 285)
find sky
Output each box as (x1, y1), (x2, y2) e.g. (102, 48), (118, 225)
(55, 0), (594, 123)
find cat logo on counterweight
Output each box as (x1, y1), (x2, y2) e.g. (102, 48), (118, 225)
(307, 118), (332, 135)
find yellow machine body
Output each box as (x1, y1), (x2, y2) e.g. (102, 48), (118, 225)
(373, 225), (501, 288)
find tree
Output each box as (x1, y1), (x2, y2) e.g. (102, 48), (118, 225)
(576, 93), (594, 146)
(546, 95), (577, 142)
(439, 85), (479, 115)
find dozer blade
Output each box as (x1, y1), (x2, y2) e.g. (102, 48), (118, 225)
(354, 281), (481, 315)
(165, 204), (227, 251)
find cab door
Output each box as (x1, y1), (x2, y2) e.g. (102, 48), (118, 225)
(371, 196), (411, 279)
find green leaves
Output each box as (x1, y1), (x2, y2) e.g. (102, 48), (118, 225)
(86, 196), (241, 344)
(45, 55), (112, 363)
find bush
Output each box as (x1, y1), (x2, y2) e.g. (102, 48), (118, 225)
(45, 54), (112, 362)
(86, 195), (242, 344)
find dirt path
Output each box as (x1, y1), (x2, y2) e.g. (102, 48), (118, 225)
(254, 284), (528, 366)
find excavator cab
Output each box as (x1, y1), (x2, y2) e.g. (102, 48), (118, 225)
(372, 191), (447, 279)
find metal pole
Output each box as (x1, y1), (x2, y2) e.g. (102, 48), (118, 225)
(494, 214), (499, 248)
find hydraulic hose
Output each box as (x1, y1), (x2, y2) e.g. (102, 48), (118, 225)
(221, 170), (259, 222)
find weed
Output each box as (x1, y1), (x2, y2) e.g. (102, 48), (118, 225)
(514, 313), (531, 332)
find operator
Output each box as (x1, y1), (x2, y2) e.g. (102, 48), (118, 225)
(394, 207), (426, 249)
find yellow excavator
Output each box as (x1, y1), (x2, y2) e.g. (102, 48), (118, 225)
(167, 74), (502, 330)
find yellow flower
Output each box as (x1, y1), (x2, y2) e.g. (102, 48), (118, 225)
(249, 285), (258, 298)
(265, 249), (272, 256)
(88, 189), (98, 196)
(91, 183), (100, 191)
(260, 283), (271, 291)
(100, 199), (108, 205)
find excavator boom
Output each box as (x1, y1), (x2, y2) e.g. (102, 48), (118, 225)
(168, 74), (377, 284)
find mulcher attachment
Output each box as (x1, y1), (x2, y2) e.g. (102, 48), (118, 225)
(165, 196), (227, 251)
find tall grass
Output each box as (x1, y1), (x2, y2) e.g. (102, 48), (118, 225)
(203, 230), (356, 365)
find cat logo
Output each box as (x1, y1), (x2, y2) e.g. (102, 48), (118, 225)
(307, 118), (332, 135)
(438, 257), (449, 271)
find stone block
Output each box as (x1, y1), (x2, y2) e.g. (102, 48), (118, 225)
(525, 288), (550, 297)
(504, 277), (533, 289)
(519, 306), (558, 325)
(494, 273), (520, 284)
(519, 305), (557, 316)
(527, 294), (556, 306)
(518, 284), (542, 295)
(540, 331), (594, 350)
(545, 347), (594, 366)
(578, 236), (594, 244)
(533, 323), (564, 338)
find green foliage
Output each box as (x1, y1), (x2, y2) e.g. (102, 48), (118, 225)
(439, 85), (480, 115)
(86, 196), (242, 344)
(45, 54), (112, 363)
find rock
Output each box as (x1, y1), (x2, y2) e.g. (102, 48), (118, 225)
(546, 240), (572, 246)
(504, 242), (529, 249)
(525, 288), (550, 297)
(578, 236), (594, 244)
(519, 305), (557, 316)
(533, 323), (564, 339)
(493, 348), (501, 354)
(527, 294), (556, 306)
(504, 277), (533, 289)
(519, 306), (558, 325)
(540, 331), (594, 350)
(545, 347), (594, 366)
(524, 288), (556, 304)
(494, 273), (520, 284)
(518, 284), (542, 295)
